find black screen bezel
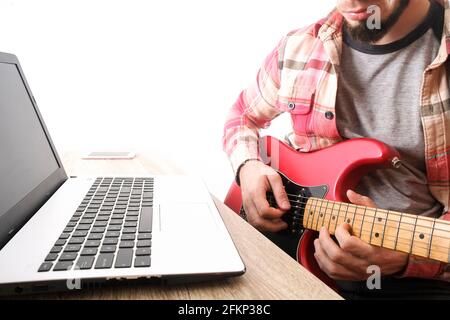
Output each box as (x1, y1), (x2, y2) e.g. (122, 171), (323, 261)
(0, 52), (68, 250)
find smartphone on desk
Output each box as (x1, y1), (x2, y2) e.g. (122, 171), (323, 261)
(82, 151), (136, 160)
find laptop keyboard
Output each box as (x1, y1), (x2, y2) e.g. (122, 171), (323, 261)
(38, 177), (154, 272)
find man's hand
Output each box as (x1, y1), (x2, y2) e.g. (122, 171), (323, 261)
(313, 189), (409, 280)
(239, 160), (290, 232)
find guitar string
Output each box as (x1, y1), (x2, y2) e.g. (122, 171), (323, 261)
(264, 196), (450, 255)
(267, 193), (450, 234)
(268, 194), (450, 241)
(264, 195), (450, 253)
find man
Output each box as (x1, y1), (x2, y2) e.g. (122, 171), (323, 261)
(223, 0), (450, 299)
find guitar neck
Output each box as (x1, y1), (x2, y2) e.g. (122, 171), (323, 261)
(303, 198), (450, 264)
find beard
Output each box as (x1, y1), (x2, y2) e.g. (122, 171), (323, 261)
(343, 0), (410, 43)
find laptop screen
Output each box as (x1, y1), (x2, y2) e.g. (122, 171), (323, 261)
(0, 59), (66, 249)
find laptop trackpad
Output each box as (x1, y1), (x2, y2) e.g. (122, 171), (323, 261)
(159, 203), (218, 233)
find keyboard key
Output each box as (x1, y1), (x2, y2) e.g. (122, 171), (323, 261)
(138, 233), (152, 240)
(63, 227), (74, 233)
(103, 238), (118, 245)
(53, 261), (73, 271)
(125, 216), (138, 222)
(107, 225), (121, 231)
(68, 237), (85, 245)
(94, 221), (107, 228)
(45, 253), (58, 261)
(137, 240), (152, 248)
(80, 218), (94, 224)
(85, 240), (101, 247)
(64, 245), (81, 252)
(88, 233), (103, 240)
(134, 256), (151, 268)
(115, 249), (133, 268)
(124, 221), (137, 228)
(95, 253), (114, 269)
(76, 225), (90, 231)
(123, 227), (136, 234)
(66, 222), (77, 228)
(59, 253), (78, 261)
(91, 227), (105, 233)
(109, 219), (123, 225)
(73, 230), (88, 237)
(38, 262), (53, 272)
(81, 248), (98, 256)
(100, 245), (116, 253)
(75, 256), (95, 270)
(138, 207), (153, 233)
(119, 241), (134, 248)
(55, 239), (66, 246)
(106, 231), (120, 238)
(50, 246), (63, 253)
(136, 248), (151, 256)
(121, 234), (135, 241)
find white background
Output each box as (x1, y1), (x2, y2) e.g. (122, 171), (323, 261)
(0, 0), (334, 199)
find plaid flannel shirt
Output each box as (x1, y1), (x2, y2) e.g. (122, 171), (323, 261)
(223, 0), (450, 281)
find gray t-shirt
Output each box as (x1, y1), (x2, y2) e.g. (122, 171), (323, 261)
(336, 1), (445, 218)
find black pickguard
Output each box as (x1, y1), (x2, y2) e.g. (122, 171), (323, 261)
(239, 172), (328, 259)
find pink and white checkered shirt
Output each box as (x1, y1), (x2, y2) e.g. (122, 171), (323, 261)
(223, 1), (450, 281)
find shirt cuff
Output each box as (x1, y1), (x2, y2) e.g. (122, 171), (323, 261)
(396, 254), (444, 279)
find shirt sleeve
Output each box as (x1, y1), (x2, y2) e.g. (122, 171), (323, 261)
(222, 38), (286, 178)
(397, 211), (450, 281)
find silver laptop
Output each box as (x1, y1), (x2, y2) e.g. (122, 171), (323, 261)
(0, 52), (245, 295)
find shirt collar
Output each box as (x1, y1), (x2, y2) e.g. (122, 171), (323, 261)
(318, 1), (450, 65)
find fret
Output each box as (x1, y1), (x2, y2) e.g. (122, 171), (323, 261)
(382, 210), (400, 250)
(303, 198), (317, 229)
(411, 216), (434, 258)
(342, 202), (350, 227)
(380, 210), (388, 248)
(313, 198), (324, 231)
(395, 213), (416, 254)
(311, 197), (320, 229)
(394, 213), (402, 251)
(304, 198), (314, 229)
(369, 208), (387, 247)
(317, 200), (330, 230)
(325, 201), (337, 232)
(428, 220), (450, 262)
(427, 219), (436, 259)
(409, 215), (418, 255)
(329, 201), (343, 234)
(359, 206), (368, 242)
(368, 208), (377, 245)
(344, 204), (357, 230)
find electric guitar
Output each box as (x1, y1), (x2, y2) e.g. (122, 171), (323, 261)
(225, 136), (450, 289)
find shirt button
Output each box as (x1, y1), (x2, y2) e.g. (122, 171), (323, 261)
(288, 102), (296, 110)
(325, 111), (334, 120)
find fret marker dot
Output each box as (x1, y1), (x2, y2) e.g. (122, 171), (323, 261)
(419, 234), (425, 240)
(375, 233), (380, 238)
(378, 218), (382, 222)
(332, 216), (335, 220)
(310, 211), (313, 215)
(320, 214), (323, 217)
(347, 219), (351, 223)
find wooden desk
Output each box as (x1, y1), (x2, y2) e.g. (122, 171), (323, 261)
(17, 152), (342, 300)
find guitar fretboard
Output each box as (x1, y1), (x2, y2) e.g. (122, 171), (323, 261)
(303, 198), (450, 263)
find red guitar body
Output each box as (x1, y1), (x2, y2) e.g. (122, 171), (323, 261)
(225, 136), (400, 290)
